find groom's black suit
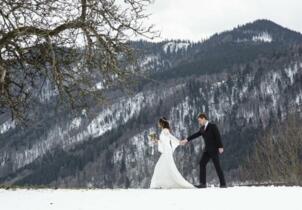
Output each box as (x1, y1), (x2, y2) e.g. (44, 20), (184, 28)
(187, 122), (226, 186)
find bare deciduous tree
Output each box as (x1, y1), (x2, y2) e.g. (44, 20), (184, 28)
(240, 114), (302, 185)
(0, 0), (157, 121)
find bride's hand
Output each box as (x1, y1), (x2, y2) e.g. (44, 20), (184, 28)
(180, 139), (188, 145)
(152, 139), (159, 143)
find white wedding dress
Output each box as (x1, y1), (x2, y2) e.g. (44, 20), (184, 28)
(150, 128), (195, 189)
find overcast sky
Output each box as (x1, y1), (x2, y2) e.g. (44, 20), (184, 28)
(146, 0), (302, 41)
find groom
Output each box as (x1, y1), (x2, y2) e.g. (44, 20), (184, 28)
(180, 113), (227, 188)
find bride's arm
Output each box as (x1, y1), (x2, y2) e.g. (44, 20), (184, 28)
(168, 132), (180, 145)
(162, 129), (180, 148)
(169, 132), (181, 151)
(156, 138), (164, 153)
(157, 140), (164, 153)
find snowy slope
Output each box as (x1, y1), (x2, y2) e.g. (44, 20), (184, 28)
(1, 19), (302, 188)
(163, 41), (190, 53)
(0, 187), (301, 210)
(252, 32), (273, 42)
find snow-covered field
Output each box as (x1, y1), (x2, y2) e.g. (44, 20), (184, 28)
(0, 187), (301, 210)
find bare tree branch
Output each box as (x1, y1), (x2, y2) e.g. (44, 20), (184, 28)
(0, 0), (158, 122)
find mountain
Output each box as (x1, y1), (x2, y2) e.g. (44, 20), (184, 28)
(208, 19), (302, 44)
(148, 20), (302, 80)
(0, 19), (302, 188)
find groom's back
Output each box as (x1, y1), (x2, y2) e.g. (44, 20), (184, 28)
(201, 123), (223, 152)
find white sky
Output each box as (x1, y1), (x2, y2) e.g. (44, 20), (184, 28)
(146, 0), (302, 41)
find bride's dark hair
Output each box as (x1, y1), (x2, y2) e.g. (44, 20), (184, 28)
(159, 117), (171, 130)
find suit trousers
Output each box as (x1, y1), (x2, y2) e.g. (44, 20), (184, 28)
(199, 150), (226, 186)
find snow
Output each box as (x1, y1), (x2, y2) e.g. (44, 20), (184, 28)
(140, 55), (159, 66)
(0, 84), (186, 173)
(252, 32), (273, 42)
(95, 82), (104, 90)
(0, 187), (300, 210)
(214, 80), (225, 87)
(82, 109), (87, 116)
(284, 63), (299, 84)
(0, 120), (15, 134)
(163, 41), (190, 53)
(70, 117), (82, 129)
(38, 79), (58, 102)
(295, 92), (302, 105)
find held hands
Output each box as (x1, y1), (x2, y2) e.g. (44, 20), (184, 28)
(180, 140), (223, 154)
(180, 139), (188, 145)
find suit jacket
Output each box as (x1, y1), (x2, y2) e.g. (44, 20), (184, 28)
(187, 122), (223, 153)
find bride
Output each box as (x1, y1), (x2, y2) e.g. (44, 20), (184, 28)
(150, 117), (195, 189)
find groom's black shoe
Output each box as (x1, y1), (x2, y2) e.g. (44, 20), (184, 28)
(195, 184), (207, 188)
(220, 184), (227, 188)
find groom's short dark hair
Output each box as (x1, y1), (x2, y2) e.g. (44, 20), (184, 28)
(197, 113), (208, 120)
